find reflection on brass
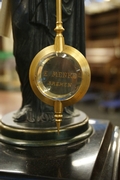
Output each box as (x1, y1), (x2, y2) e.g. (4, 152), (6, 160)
(54, 101), (63, 133)
(29, 46), (91, 107)
(29, 0), (91, 132)
(54, 0), (65, 53)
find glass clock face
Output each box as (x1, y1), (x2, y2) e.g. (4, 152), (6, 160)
(35, 53), (82, 101)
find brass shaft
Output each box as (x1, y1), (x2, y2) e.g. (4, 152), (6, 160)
(56, 0), (62, 23)
(54, 101), (63, 133)
(54, 0), (65, 52)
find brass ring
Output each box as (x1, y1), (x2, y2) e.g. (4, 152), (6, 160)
(29, 45), (91, 107)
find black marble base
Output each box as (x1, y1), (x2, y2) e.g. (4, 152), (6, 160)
(0, 119), (119, 180)
(0, 110), (92, 146)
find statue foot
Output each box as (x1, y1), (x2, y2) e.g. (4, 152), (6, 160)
(13, 105), (33, 123)
(13, 105), (54, 123)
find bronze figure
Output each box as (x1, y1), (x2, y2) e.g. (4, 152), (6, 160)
(0, 0), (85, 123)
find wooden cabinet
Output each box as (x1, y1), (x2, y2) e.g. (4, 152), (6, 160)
(85, 8), (120, 92)
(85, 8), (120, 40)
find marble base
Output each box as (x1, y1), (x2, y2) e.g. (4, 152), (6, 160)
(0, 110), (92, 146)
(0, 119), (119, 180)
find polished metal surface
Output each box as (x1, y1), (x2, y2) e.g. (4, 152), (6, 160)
(29, 45), (91, 107)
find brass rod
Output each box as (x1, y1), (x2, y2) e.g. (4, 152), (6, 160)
(54, 101), (63, 133)
(54, 0), (65, 52)
(56, 0), (62, 23)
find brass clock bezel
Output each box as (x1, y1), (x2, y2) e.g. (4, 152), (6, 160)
(29, 44), (91, 108)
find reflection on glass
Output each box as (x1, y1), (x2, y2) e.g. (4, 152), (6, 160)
(36, 53), (82, 101)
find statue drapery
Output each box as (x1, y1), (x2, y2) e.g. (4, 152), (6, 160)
(0, 0), (85, 122)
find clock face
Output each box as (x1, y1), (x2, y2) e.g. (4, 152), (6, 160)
(36, 53), (82, 101)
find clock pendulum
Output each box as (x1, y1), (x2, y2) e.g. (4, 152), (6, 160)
(0, 0), (93, 147)
(29, 0), (91, 133)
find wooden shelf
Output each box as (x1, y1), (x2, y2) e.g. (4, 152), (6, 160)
(85, 8), (120, 92)
(85, 8), (120, 40)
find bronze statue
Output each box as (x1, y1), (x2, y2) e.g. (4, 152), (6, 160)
(0, 0), (85, 123)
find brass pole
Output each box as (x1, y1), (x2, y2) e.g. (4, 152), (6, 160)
(54, 101), (63, 133)
(54, 0), (65, 52)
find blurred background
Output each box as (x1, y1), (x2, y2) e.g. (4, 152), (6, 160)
(0, 0), (120, 126)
